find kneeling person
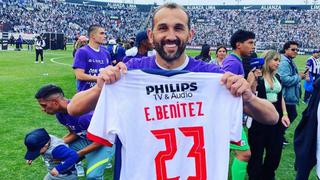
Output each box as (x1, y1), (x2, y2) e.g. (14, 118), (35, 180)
(35, 84), (115, 179)
(24, 128), (78, 180)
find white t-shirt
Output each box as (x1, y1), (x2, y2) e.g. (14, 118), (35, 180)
(88, 70), (242, 180)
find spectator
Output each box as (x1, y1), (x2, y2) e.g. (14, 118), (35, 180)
(34, 36), (45, 63)
(304, 50), (320, 104)
(195, 44), (212, 63)
(247, 50), (290, 180)
(24, 128), (78, 180)
(73, 25), (112, 92)
(278, 41), (306, 145)
(210, 45), (227, 66)
(123, 30), (153, 63)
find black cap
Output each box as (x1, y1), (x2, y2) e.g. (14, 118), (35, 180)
(24, 128), (50, 160)
(134, 31), (148, 48)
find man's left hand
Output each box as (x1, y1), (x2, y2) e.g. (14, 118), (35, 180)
(220, 72), (253, 102)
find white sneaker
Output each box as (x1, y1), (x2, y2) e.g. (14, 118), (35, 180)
(75, 162), (85, 177)
(35, 61), (38, 63)
(41, 61), (44, 64)
(105, 163), (112, 169)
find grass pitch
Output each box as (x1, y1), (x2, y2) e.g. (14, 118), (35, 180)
(0, 45), (314, 179)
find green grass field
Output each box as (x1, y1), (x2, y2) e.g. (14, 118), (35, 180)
(0, 45), (315, 179)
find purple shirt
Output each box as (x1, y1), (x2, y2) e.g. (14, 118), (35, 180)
(122, 53), (146, 64)
(222, 54), (245, 76)
(56, 111), (93, 139)
(125, 55), (223, 73)
(73, 45), (111, 91)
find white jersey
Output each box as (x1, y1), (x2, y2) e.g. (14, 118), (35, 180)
(88, 70), (242, 180)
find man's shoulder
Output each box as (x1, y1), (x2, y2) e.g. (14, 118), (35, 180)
(126, 56), (155, 69)
(187, 57), (224, 73)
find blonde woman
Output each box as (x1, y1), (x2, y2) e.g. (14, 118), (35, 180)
(247, 50), (290, 179)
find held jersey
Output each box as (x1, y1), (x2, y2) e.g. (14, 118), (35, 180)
(88, 70), (243, 180)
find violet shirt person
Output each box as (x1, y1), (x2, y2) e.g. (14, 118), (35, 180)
(73, 45), (112, 91)
(56, 110), (93, 138)
(222, 53), (245, 76)
(125, 55), (223, 73)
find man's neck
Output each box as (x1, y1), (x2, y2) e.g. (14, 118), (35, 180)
(232, 50), (242, 57)
(284, 54), (293, 60)
(155, 53), (187, 70)
(88, 41), (100, 50)
(59, 99), (69, 114)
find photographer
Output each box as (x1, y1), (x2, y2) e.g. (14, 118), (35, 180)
(35, 36), (45, 64)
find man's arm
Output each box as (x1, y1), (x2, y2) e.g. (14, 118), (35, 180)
(278, 60), (301, 87)
(77, 142), (105, 157)
(68, 62), (127, 116)
(243, 96), (279, 125)
(63, 127), (79, 144)
(74, 69), (98, 82)
(221, 72), (279, 125)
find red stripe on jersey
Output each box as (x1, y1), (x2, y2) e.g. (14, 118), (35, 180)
(230, 140), (242, 146)
(87, 132), (113, 147)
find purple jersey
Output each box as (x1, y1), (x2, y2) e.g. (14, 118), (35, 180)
(123, 53), (146, 64)
(56, 110), (93, 139)
(73, 45), (111, 91)
(222, 54), (245, 76)
(125, 55), (223, 73)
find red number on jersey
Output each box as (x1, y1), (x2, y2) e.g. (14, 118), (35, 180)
(151, 127), (207, 180)
(151, 128), (180, 180)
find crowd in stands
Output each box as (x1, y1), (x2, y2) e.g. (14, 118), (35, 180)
(1, 0), (320, 49)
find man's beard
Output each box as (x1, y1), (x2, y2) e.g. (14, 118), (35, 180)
(153, 37), (187, 63)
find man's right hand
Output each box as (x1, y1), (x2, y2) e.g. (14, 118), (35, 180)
(97, 62), (127, 89)
(299, 72), (306, 79)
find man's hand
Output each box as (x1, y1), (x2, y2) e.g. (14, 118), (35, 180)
(50, 168), (59, 176)
(220, 72), (253, 102)
(247, 69), (262, 93)
(97, 62), (127, 89)
(299, 72), (306, 79)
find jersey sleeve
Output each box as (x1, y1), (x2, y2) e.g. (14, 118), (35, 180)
(52, 145), (79, 173)
(87, 85), (116, 146)
(73, 48), (87, 70)
(222, 59), (242, 75)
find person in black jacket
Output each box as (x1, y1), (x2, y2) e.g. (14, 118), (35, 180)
(247, 50), (290, 180)
(294, 78), (320, 180)
(195, 44), (212, 63)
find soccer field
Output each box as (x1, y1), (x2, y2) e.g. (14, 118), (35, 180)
(0, 46), (315, 179)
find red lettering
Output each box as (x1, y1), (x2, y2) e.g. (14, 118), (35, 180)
(169, 104), (177, 118)
(188, 102), (195, 117)
(155, 106), (163, 120)
(144, 107), (152, 121)
(196, 102), (204, 116)
(180, 103), (187, 117)
(163, 105), (169, 119)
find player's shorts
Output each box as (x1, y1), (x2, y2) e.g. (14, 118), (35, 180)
(230, 129), (250, 151)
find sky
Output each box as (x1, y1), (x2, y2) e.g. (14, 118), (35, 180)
(96, 0), (317, 5)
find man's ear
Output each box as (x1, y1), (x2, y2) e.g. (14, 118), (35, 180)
(236, 42), (242, 50)
(147, 28), (153, 45)
(188, 28), (195, 43)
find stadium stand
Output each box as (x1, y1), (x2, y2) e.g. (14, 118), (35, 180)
(1, 0), (320, 50)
